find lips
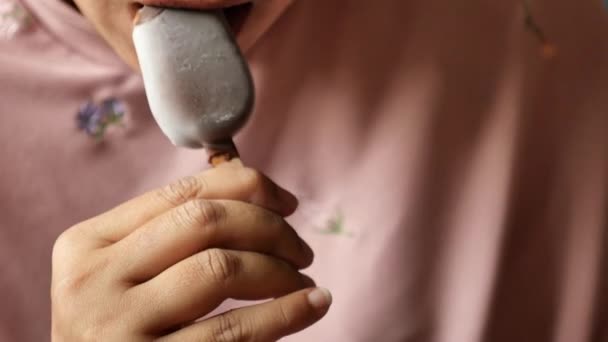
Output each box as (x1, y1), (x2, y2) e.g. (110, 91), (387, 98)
(135, 0), (253, 36)
(137, 0), (252, 9)
(222, 2), (253, 36)
(133, 0), (294, 52)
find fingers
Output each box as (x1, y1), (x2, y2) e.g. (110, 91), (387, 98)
(132, 249), (315, 331)
(159, 288), (332, 342)
(87, 161), (297, 243)
(116, 199), (313, 282)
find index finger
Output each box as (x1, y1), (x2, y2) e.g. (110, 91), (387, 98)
(83, 159), (298, 243)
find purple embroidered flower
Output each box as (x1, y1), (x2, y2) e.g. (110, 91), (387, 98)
(77, 98), (126, 139)
(0, 0), (33, 39)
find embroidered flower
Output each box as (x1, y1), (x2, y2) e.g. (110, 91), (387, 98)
(319, 210), (348, 236)
(0, 0), (33, 39)
(76, 98), (126, 139)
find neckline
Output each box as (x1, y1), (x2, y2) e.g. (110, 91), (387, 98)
(19, 0), (128, 69)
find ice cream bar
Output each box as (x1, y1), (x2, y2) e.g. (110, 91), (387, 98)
(132, 6), (254, 160)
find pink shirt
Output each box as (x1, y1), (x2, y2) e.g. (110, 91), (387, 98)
(1, 0), (607, 341)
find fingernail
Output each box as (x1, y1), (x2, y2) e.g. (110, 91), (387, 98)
(307, 287), (332, 310)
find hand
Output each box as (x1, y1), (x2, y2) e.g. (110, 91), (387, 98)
(72, 0), (294, 69)
(51, 161), (331, 341)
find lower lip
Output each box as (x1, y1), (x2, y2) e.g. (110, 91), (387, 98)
(135, 1), (253, 36)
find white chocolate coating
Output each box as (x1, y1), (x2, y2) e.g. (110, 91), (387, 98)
(133, 8), (254, 148)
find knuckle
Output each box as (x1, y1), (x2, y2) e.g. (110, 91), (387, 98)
(239, 168), (265, 194)
(176, 200), (227, 229)
(196, 200), (227, 228)
(210, 311), (251, 342)
(197, 249), (241, 284)
(53, 229), (77, 255)
(156, 176), (204, 206)
(52, 226), (83, 264)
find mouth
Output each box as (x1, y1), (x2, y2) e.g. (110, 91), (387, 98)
(133, 1), (253, 38)
(222, 2), (253, 37)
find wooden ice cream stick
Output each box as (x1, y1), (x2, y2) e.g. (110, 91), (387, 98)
(133, 7), (254, 164)
(205, 140), (240, 167)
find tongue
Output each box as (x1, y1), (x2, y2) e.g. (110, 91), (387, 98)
(132, 7), (254, 154)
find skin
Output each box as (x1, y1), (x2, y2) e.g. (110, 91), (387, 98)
(51, 3), (328, 340)
(70, 0), (294, 69)
(62, 0), (79, 10)
(52, 160), (332, 341)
